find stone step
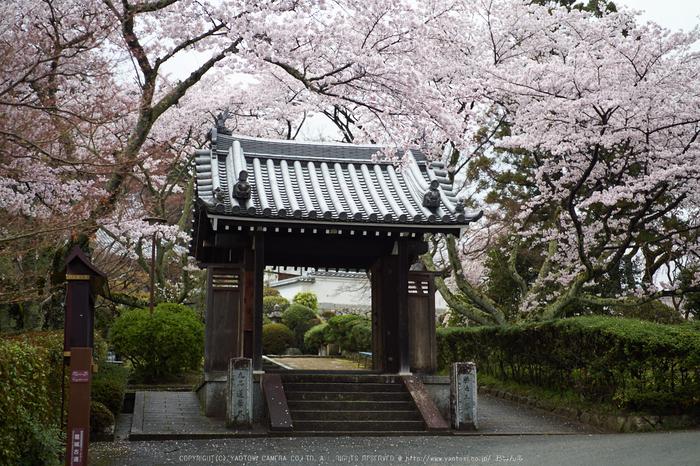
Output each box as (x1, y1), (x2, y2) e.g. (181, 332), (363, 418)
(290, 419), (426, 432)
(268, 372), (432, 434)
(278, 373), (401, 384)
(291, 409), (422, 421)
(287, 400), (416, 411)
(284, 391), (413, 402)
(283, 382), (406, 393)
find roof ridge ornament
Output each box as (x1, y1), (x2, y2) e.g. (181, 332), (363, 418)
(214, 108), (232, 136)
(233, 170), (252, 200)
(423, 180), (441, 209)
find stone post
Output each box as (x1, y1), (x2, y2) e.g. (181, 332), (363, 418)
(227, 358), (252, 428)
(451, 362), (478, 431)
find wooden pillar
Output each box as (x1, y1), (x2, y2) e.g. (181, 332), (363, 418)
(253, 232), (265, 372)
(204, 267), (244, 372)
(397, 238), (410, 374)
(243, 250), (255, 359)
(407, 271), (439, 374)
(371, 239), (410, 374)
(371, 262), (383, 373)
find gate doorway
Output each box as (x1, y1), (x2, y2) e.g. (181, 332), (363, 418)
(190, 128), (481, 381)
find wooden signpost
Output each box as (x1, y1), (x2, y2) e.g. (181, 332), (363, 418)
(64, 246), (107, 466)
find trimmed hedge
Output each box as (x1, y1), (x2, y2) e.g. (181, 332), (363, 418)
(325, 315), (371, 352)
(92, 377), (125, 418)
(304, 323), (328, 352)
(292, 291), (318, 311)
(110, 303), (204, 381)
(89, 401), (115, 435)
(0, 331), (66, 465)
(437, 316), (700, 415)
(263, 323), (295, 354)
(281, 304), (321, 353)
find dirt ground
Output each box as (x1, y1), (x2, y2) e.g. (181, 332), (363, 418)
(269, 356), (364, 371)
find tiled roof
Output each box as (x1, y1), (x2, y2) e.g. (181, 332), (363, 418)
(194, 128), (482, 227)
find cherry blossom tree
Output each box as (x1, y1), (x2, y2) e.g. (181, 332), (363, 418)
(2, 0), (699, 330)
(421, 1), (700, 324)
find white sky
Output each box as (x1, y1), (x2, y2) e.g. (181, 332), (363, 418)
(620, 0), (700, 32)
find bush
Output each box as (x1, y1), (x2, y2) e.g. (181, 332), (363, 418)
(304, 323), (328, 352)
(109, 303), (205, 381)
(292, 291), (318, 311)
(325, 314), (371, 352)
(263, 296), (290, 315)
(348, 319), (372, 352)
(0, 331), (66, 465)
(436, 316), (700, 415)
(16, 421), (64, 466)
(263, 323), (295, 354)
(615, 300), (685, 325)
(90, 401), (115, 435)
(92, 378), (125, 417)
(264, 286), (281, 297)
(281, 303), (321, 353)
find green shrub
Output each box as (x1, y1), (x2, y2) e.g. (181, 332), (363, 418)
(0, 331), (66, 465)
(281, 303), (321, 353)
(304, 323), (328, 352)
(92, 378), (125, 417)
(109, 303), (205, 381)
(263, 323), (295, 354)
(348, 319), (372, 352)
(325, 314), (371, 352)
(615, 300), (685, 325)
(264, 286), (281, 297)
(91, 362), (129, 419)
(292, 291), (318, 311)
(17, 420), (64, 466)
(436, 316), (700, 415)
(89, 401), (115, 435)
(263, 296), (290, 315)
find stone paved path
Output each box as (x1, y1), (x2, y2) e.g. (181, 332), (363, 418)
(476, 394), (604, 435)
(128, 389), (602, 440)
(130, 392), (233, 440)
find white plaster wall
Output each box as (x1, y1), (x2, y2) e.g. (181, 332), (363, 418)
(271, 273), (448, 316)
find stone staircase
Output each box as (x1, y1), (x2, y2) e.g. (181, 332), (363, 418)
(270, 373), (431, 434)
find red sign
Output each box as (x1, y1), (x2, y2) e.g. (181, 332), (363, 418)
(71, 370), (90, 383)
(69, 428), (84, 465)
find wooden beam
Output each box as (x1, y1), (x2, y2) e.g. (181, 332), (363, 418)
(261, 374), (293, 431)
(402, 375), (449, 431)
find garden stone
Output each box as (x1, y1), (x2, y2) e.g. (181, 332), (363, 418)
(553, 406), (579, 420)
(644, 415), (662, 427)
(536, 400), (554, 411)
(601, 415), (627, 432)
(623, 415), (653, 432)
(283, 347), (302, 356)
